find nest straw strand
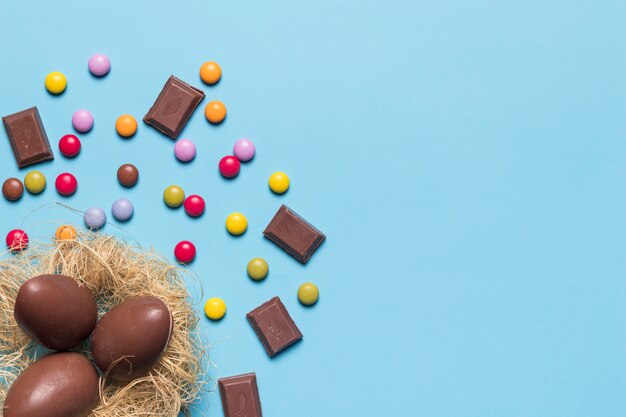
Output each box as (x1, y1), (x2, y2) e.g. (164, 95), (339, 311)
(0, 230), (204, 417)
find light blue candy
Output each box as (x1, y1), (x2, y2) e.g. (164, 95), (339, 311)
(84, 207), (106, 230)
(111, 198), (134, 222)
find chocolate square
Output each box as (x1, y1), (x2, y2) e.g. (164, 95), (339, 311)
(246, 297), (302, 357)
(218, 373), (263, 417)
(2, 107), (53, 168)
(263, 205), (325, 263)
(143, 76), (205, 138)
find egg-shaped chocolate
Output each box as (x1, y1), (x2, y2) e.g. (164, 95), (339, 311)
(91, 295), (173, 381)
(3, 352), (99, 417)
(14, 274), (98, 350)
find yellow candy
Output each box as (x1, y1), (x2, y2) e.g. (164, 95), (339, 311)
(226, 212), (247, 235)
(163, 185), (185, 208)
(55, 225), (77, 241)
(204, 297), (226, 320)
(269, 172), (290, 194)
(24, 170), (46, 194)
(297, 282), (319, 306)
(247, 258), (269, 281)
(45, 71), (67, 94)
(115, 114), (138, 138)
(199, 61), (222, 85)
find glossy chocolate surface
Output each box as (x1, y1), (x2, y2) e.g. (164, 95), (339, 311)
(218, 373), (263, 417)
(246, 296), (302, 357)
(263, 205), (325, 263)
(2, 177), (24, 201)
(2, 107), (54, 168)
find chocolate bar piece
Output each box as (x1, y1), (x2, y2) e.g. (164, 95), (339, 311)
(218, 373), (263, 417)
(143, 76), (204, 139)
(2, 107), (53, 168)
(246, 297), (302, 357)
(263, 205), (325, 263)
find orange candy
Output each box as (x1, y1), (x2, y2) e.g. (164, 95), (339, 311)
(199, 61), (222, 85)
(205, 101), (227, 124)
(115, 114), (137, 138)
(55, 225), (77, 241)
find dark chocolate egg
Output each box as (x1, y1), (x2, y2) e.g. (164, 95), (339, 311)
(14, 274), (98, 350)
(91, 295), (173, 381)
(3, 352), (99, 417)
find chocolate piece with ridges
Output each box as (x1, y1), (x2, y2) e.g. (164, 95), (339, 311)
(246, 296), (302, 357)
(2, 107), (54, 168)
(263, 205), (325, 263)
(218, 373), (263, 417)
(143, 76), (205, 139)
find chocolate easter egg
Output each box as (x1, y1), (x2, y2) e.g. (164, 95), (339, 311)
(91, 296), (173, 381)
(3, 352), (99, 417)
(14, 274), (98, 350)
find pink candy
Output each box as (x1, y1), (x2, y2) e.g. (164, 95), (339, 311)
(88, 54), (111, 77)
(72, 110), (94, 133)
(174, 139), (196, 162)
(233, 138), (255, 162)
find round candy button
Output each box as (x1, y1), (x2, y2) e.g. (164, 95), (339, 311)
(163, 185), (185, 208)
(184, 195), (205, 217)
(58, 134), (81, 157)
(174, 139), (196, 162)
(88, 53), (111, 77)
(225, 212), (247, 236)
(111, 198), (134, 222)
(45, 71), (67, 95)
(72, 110), (94, 133)
(233, 139), (255, 162)
(247, 258), (269, 281)
(219, 156), (240, 178)
(204, 297), (226, 321)
(174, 240), (196, 264)
(205, 101), (227, 124)
(117, 164), (139, 187)
(2, 178), (24, 201)
(199, 61), (222, 85)
(269, 172), (290, 194)
(55, 173), (78, 196)
(6, 229), (28, 252)
(297, 282), (319, 306)
(115, 114), (137, 138)
(84, 207), (106, 230)
(24, 170), (46, 194)
(55, 225), (77, 241)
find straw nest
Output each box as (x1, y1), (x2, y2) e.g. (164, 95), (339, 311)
(0, 230), (204, 417)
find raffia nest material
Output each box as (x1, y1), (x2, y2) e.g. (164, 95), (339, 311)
(0, 230), (204, 417)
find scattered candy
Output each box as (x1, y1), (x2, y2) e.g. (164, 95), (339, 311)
(199, 61), (222, 85)
(111, 198), (134, 222)
(205, 100), (227, 124)
(174, 139), (196, 162)
(163, 185), (185, 208)
(115, 114), (137, 138)
(84, 207), (106, 230)
(5, 107), (53, 168)
(55, 173), (78, 196)
(55, 225), (77, 241)
(72, 110), (94, 133)
(226, 212), (247, 235)
(264, 205), (325, 263)
(2, 178), (24, 201)
(117, 163), (139, 187)
(247, 258), (269, 281)
(44, 71), (67, 94)
(247, 297), (302, 357)
(268, 172), (290, 194)
(204, 298), (226, 321)
(174, 240), (196, 264)
(218, 156), (240, 178)
(88, 53), (111, 77)
(58, 134), (81, 157)
(233, 138), (255, 162)
(297, 282), (319, 306)
(6, 229), (28, 252)
(24, 170), (46, 194)
(184, 195), (205, 217)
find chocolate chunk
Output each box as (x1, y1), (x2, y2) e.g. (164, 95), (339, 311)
(117, 163), (139, 187)
(143, 76), (204, 139)
(2, 178), (24, 201)
(263, 205), (325, 263)
(246, 296), (302, 357)
(218, 373), (263, 417)
(2, 107), (53, 168)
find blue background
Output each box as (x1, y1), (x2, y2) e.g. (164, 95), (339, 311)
(1, 1), (625, 416)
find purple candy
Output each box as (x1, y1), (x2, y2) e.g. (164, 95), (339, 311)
(233, 138), (255, 162)
(84, 207), (106, 230)
(88, 54), (111, 77)
(174, 139), (196, 162)
(72, 110), (94, 133)
(111, 198), (134, 222)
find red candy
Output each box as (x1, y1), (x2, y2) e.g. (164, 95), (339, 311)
(184, 194), (205, 217)
(55, 173), (78, 196)
(219, 155), (240, 178)
(6, 229), (28, 252)
(174, 240), (196, 264)
(58, 134), (81, 158)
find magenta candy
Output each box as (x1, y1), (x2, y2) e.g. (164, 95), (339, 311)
(174, 139), (196, 162)
(72, 110), (94, 133)
(88, 54), (111, 77)
(233, 138), (255, 162)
